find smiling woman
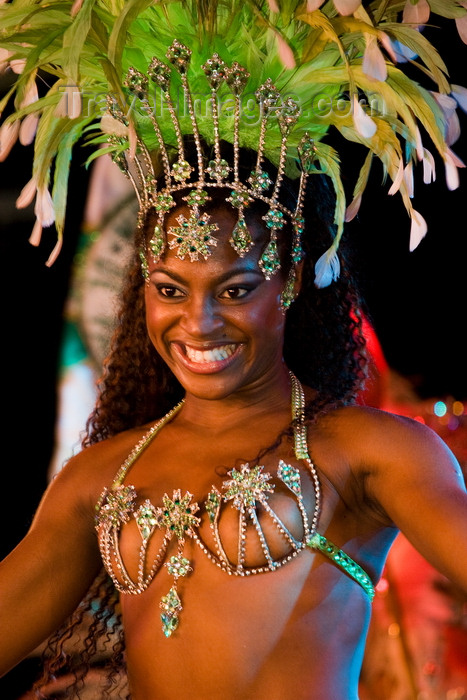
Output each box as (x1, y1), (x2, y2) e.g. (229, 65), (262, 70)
(143, 203), (288, 397)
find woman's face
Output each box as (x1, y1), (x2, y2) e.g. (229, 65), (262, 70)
(144, 204), (289, 401)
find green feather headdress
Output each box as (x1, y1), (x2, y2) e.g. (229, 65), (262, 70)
(0, 0), (466, 285)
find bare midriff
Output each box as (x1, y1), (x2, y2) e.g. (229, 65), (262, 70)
(121, 543), (370, 700)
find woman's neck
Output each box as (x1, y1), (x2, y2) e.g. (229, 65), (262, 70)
(177, 367), (293, 431)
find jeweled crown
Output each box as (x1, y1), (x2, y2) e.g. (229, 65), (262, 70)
(106, 40), (315, 280)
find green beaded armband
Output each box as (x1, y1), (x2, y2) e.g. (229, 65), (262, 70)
(307, 532), (375, 602)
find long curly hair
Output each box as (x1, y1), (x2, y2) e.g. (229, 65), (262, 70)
(33, 145), (368, 698)
(84, 141), (367, 444)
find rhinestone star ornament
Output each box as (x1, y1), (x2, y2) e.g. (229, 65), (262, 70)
(167, 211), (219, 261)
(223, 464), (275, 509)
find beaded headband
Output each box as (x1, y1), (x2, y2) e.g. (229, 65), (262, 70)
(115, 42), (310, 280)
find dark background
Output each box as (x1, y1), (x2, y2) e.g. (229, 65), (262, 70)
(0, 15), (466, 698)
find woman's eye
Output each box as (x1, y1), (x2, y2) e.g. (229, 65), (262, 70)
(156, 285), (184, 298)
(219, 286), (250, 300)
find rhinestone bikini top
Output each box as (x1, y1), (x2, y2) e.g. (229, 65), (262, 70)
(95, 374), (374, 637)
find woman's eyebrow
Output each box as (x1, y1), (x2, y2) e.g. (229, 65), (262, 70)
(150, 266), (264, 285)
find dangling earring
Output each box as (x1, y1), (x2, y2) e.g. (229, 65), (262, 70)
(280, 266), (298, 313)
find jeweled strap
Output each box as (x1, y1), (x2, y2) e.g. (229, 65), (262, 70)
(307, 532), (375, 602)
(112, 400), (185, 487)
(290, 371), (309, 460)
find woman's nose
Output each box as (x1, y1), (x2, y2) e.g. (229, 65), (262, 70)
(180, 295), (223, 337)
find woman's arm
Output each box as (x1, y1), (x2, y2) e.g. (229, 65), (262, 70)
(0, 454), (103, 676)
(358, 408), (467, 592)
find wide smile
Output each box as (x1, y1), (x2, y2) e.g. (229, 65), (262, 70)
(171, 342), (243, 374)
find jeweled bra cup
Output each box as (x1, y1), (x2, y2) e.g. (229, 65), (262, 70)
(95, 374), (374, 638)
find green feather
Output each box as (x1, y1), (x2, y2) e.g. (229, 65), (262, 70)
(52, 117), (94, 234)
(62, 0), (97, 83)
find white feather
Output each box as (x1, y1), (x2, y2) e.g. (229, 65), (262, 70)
(403, 0), (430, 26)
(409, 209), (427, 251)
(455, 3), (467, 44)
(19, 113), (39, 146)
(362, 36), (387, 82)
(333, 0), (361, 16)
(422, 149), (436, 184)
(345, 194), (362, 222)
(29, 219), (43, 247)
(314, 247), (341, 288)
(444, 152), (460, 191)
(306, 0), (324, 10)
(388, 158), (404, 195)
(0, 120), (20, 161)
(16, 177), (37, 209)
(46, 239), (63, 267)
(34, 186), (55, 227)
(451, 84), (467, 113)
(353, 95), (376, 138)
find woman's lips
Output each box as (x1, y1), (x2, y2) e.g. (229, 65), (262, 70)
(171, 342), (243, 374)
(185, 343), (237, 363)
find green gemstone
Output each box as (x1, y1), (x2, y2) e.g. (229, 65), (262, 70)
(161, 613), (179, 637)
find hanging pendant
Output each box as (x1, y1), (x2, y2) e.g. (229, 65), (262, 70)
(230, 215), (253, 256)
(156, 491), (199, 637)
(160, 585), (183, 637)
(259, 236), (281, 278)
(159, 553), (193, 637)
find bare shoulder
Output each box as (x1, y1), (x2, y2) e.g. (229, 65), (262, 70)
(46, 423), (156, 513)
(315, 403), (459, 473)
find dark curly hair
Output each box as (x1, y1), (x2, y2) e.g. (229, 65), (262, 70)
(34, 143), (368, 698)
(83, 141), (367, 444)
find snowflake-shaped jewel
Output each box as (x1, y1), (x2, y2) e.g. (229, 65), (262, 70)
(276, 97), (300, 135)
(223, 464), (274, 510)
(168, 212), (219, 261)
(124, 67), (148, 100)
(96, 485), (137, 529)
(156, 490), (201, 539)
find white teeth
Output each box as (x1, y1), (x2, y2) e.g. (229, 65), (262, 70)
(185, 344), (236, 364)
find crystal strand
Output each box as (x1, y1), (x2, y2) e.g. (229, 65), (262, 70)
(248, 505), (275, 569)
(113, 401), (184, 486)
(259, 499), (301, 549)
